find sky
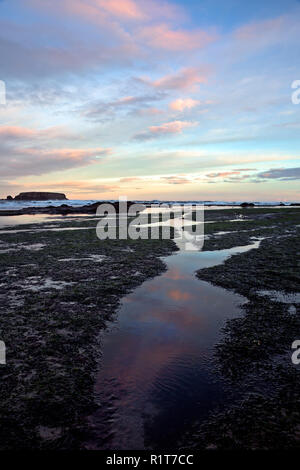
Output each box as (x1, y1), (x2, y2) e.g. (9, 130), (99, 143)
(0, 0), (300, 201)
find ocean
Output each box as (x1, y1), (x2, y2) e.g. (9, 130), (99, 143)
(0, 199), (297, 210)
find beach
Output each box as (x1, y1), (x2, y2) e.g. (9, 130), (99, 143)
(0, 205), (299, 449)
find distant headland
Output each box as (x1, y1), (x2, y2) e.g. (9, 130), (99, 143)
(6, 192), (68, 201)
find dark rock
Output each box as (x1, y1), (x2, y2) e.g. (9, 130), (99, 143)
(240, 202), (255, 207)
(0, 200), (136, 216)
(14, 192), (67, 201)
(6, 195), (13, 200)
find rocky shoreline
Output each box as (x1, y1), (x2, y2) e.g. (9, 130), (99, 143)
(0, 207), (299, 449)
(0, 215), (177, 449)
(0, 201), (137, 216)
(2, 201), (300, 218)
(186, 208), (300, 449)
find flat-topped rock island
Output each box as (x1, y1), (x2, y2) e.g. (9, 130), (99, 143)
(9, 192), (68, 201)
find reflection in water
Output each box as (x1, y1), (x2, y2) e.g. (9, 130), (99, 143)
(86, 240), (260, 450)
(0, 213), (96, 228)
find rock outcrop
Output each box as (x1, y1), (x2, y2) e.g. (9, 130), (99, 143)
(0, 201), (135, 216)
(14, 192), (67, 201)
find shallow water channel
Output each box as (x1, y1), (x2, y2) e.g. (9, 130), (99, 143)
(85, 210), (260, 450)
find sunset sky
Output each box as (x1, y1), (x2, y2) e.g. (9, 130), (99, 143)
(0, 0), (300, 201)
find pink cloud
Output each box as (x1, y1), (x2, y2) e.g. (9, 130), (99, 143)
(161, 175), (192, 185)
(5, 1), (207, 79)
(119, 176), (141, 183)
(138, 23), (215, 50)
(98, 0), (144, 19)
(0, 126), (35, 139)
(206, 171), (241, 178)
(137, 107), (164, 116)
(0, 124), (112, 177)
(116, 96), (136, 104)
(150, 120), (198, 135)
(1, 147), (111, 177)
(135, 120), (198, 140)
(233, 168), (257, 171)
(147, 67), (209, 91)
(30, 0), (181, 23)
(30, 0), (143, 21)
(41, 148), (110, 161)
(0, 125), (76, 141)
(169, 98), (199, 112)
